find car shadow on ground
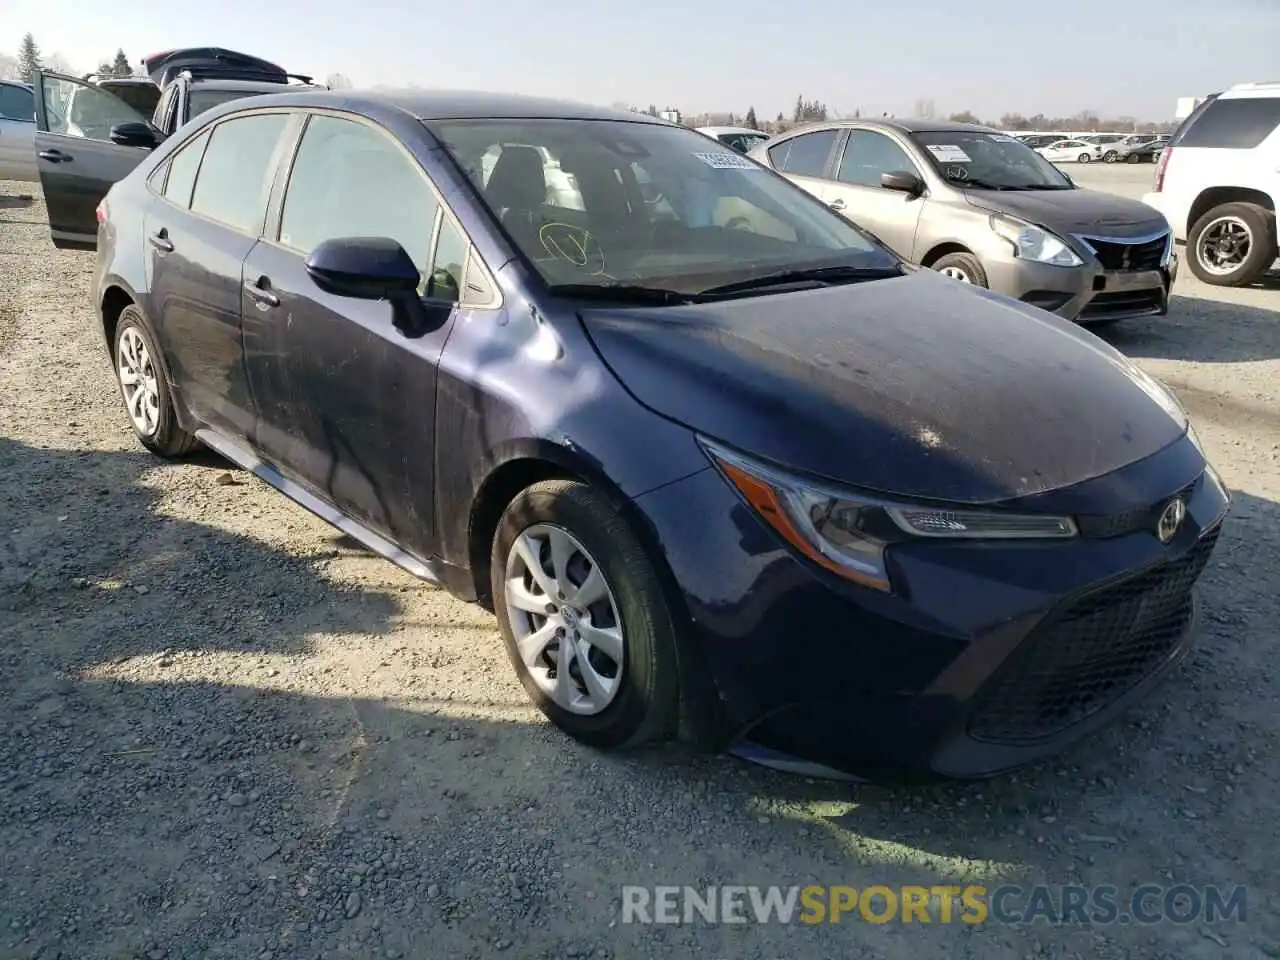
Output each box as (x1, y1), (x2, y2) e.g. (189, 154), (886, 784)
(3, 439), (1277, 958)
(1101, 291), (1278, 363)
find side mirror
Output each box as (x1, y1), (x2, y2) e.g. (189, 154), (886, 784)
(306, 237), (447, 336)
(880, 170), (925, 196)
(109, 121), (159, 149)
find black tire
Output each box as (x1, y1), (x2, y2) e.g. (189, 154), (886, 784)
(113, 306), (199, 458)
(490, 479), (679, 750)
(1187, 202), (1278, 287)
(1104, 150), (1119, 162)
(931, 251), (989, 288)
(1128, 153), (1142, 164)
(1077, 153), (1092, 164)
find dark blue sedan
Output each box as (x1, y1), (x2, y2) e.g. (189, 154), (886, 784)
(29, 81), (1229, 781)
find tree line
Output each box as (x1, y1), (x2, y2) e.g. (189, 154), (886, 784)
(0, 33), (135, 82)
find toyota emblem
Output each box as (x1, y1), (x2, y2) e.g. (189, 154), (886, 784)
(1156, 497), (1186, 544)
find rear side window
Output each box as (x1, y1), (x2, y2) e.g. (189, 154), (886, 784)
(162, 129), (210, 208)
(190, 112), (289, 233)
(1176, 96), (1280, 149)
(0, 83), (34, 121)
(767, 129), (839, 178)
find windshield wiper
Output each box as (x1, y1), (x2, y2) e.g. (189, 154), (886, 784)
(546, 282), (699, 305)
(944, 176), (1019, 190)
(1017, 183), (1073, 190)
(698, 264), (902, 297)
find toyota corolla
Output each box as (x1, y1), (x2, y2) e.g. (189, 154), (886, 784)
(34, 85), (1229, 781)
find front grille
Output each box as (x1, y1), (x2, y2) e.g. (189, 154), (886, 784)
(1080, 234), (1169, 271)
(1079, 289), (1163, 320)
(968, 525), (1221, 744)
(1076, 481), (1198, 539)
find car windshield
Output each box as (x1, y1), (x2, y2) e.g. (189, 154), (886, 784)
(188, 87), (272, 120)
(426, 118), (901, 295)
(911, 130), (1073, 190)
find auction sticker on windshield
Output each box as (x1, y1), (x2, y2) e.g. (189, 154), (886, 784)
(693, 151), (759, 170)
(925, 144), (972, 163)
(989, 135), (1018, 142)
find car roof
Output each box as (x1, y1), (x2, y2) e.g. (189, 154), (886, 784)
(1220, 80), (1280, 99)
(698, 125), (765, 136)
(93, 77), (158, 86)
(200, 88), (677, 123)
(188, 77), (319, 93)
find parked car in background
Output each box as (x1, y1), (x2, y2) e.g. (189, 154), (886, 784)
(30, 49), (322, 243)
(1036, 139), (1104, 163)
(749, 118), (1176, 324)
(696, 125), (770, 153)
(82, 73), (162, 115)
(0, 79), (37, 181)
(32, 88), (1227, 782)
(1109, 137), (1166, 163)
(1143, 81), (1280, 286)
(1016, 133), (1065, 149)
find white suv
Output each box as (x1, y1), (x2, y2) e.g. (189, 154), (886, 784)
(1142, 81), (1280, 287)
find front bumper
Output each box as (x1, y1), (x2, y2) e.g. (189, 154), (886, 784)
(635, 434), (1229, 781)
(984, 254), (1174, 325)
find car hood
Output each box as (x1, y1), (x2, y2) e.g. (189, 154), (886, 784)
(579, 272), (1187, 504)
(963, 187), (1169, 239)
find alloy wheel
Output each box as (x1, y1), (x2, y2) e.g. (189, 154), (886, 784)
(939, 266), (972, 283)
(503, 523), (625, 715)
(117, 327), (161, 437)
(1196, 216), (1253, 276)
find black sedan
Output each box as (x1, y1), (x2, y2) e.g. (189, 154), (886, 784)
(30, 84), (1229, 781)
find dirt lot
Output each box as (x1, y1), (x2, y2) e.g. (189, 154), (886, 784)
(1, 165), (1278, 960)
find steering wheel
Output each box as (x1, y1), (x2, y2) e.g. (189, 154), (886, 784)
(539, 222), (608, 276)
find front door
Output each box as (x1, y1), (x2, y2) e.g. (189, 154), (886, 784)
(0, 82), (38, 182)
(816, 128), (926, 260)
(241, 112), (469, 555)
(31, 71), (160, 249)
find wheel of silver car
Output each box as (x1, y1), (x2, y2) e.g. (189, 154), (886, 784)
(490, 479), (679, 748)
(503, 522), (625, 715)
(1103, 150), (1119, 162)
(1187, 201), (1278, 287)
(931, 251), (989, 288)
(112, 306), (200, 458)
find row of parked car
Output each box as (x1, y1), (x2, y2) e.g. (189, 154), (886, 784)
(1019, 132), (1169, 164)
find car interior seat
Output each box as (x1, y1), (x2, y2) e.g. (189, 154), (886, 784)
(483, 146), (549, 250)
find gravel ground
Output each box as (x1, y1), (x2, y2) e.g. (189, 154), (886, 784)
(1, 166), (1278, 960)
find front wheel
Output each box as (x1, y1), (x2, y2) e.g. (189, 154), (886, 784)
(1077, 153), (1092, 163)
(1187, 202), (1278, 287)
(113, 307), (199, 458)
(491, 480), (680, 749)
(1104, 150), (1119, 162)
(932, 251), (989, 287)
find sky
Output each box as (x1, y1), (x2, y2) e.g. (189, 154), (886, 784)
(4, 0), (1277, 121)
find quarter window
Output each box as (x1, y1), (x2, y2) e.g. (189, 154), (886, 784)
(767, 129), (838, 178)
(190, 112), (289, 233)
(0, 83), (34, 121)
(836, 131), (918, 187)
(161, 130), (210, 208)
(1177, 97), (1280, 149)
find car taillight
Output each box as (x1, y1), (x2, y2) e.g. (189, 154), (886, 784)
(95, 200), (107, 223)
(1153, 147), (1171, 191)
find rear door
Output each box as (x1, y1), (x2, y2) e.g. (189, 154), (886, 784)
(31, 71), (159, 249)
(764, 128), (841, 201)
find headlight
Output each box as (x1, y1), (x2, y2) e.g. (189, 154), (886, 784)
(990, 214), (1083, 267)
(700, 439), (1078, 594)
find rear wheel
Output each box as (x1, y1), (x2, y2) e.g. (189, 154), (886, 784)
(1187, 202), (1278, 287)
(491, 480), (679, 749)
(932, 251), (988, 287)
(113, 307), (199, 458)
(1077, 153), (1092, 163)
(1104, 150), (1119, 162)
(1127, 152), (1142, 164)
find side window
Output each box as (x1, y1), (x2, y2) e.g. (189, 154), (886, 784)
(162, 130), (210, 209)
(39, 75), (146, 141)
(836, 131), (918, 187)
(1177, 97), (1280, 149)
(190, 112), (289, 233)
(0, 84), (34, 121)
(153, 83), (177, 131)
(279, 114), (439, 275)
(767, 130), (838, 178)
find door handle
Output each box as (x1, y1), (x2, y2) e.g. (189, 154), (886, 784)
(38, 149), (70, 162)
(828, 198), (846, 211)
(243, 279), (280, 308)
(148, 229), (174, 253)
